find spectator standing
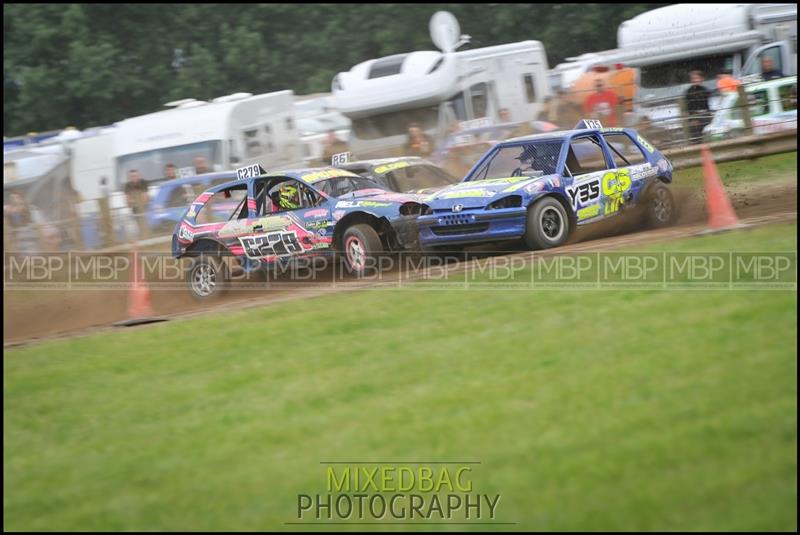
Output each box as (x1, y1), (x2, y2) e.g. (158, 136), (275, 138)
(403, 122), (434, 157)
(716, 69), (741, 94)
(761, 56), (783, 80)
(583, 79), (619, 126)
(4, 192), (41, 252)
(685, 70), (712, 142)
(194, 155), (210, 175)
(163, 163), (178, 181)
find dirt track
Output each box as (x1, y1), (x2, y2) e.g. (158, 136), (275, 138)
(4, 180), (797, 347)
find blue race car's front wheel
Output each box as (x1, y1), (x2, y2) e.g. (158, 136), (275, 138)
(523, 197), (570, 250)
(341, 224), (383, 277)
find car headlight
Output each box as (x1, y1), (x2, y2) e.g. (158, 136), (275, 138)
(399, 202), (432, 216)
(486, 195), (522, 210)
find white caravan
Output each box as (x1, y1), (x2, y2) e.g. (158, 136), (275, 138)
(609, 3), (797, 123)
(332, 12), (550, 158)
(112, 90), (303, 190)
(294, 93), (351, 164)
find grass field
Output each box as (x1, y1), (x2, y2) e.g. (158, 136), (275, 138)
(675, 151), (797, 186)
(4, 223), (797, 531)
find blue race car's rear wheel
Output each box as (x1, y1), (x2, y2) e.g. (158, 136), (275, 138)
(644, 182), (676, 228)
(524, 197), (570, 250)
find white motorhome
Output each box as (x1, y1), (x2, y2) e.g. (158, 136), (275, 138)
(548, 50), (623, 93)
(333, 15), (550, 158)
(610, 3), (797, 122)
(112, 90), (303, 191)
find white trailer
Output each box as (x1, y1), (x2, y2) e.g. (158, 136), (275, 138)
(332, 13), (550, 158)
(609, 3), (797, 122)
(112, 90), (303, 191)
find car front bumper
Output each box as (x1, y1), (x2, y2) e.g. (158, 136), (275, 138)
(390, 215), (421, 251)
(417, 207), (528, 248)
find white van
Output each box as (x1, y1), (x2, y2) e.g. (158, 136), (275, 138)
(704, 76), (797, 140)
(609, 3), (797, 124)
(333, 40), (550, 158)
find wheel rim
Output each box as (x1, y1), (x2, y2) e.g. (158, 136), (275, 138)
(540, 207), (564, 241)
(653, 189), (672, 223)
(191, 263), (217, 297)
(345, 236), (366, 271)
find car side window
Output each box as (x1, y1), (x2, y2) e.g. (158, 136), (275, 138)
(265, 179), (321, 213)
(603, 133), (647, 167)
(565, 136), (608, 176)
(779, 83), (797, 112)
(195, 185), (248, 224)
(747, 90), (769, 117)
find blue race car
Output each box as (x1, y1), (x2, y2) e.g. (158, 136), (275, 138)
(416, 120), (675, 251)
(172, 165), (424, 299)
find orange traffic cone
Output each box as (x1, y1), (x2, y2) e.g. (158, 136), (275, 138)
(114, 246), (166, 327)
(699, 145), (748, 234)
(128, 247), (155, 318)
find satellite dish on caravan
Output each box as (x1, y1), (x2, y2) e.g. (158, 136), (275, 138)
(429, 11), (464, 53)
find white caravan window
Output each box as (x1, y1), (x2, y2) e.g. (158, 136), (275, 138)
(117, 140), (222, 184)
(470, 83), (488, 118)
(523, 74), (537, 103)
(242, 128), (262, 158)
(640, 54), (735, 88)
(448, 92), (468, 122)
(263, 125), (275, 153)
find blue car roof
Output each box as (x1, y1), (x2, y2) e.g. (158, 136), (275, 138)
(502, 127), (639, 145)
(502, 129), (584, 144)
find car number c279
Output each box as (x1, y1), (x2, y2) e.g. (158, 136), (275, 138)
(236, 164), (264, 181)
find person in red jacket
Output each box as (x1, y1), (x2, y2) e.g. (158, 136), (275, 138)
(582, 79), (619, 127)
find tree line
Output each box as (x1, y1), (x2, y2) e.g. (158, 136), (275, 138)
(3, 3), (663, 136)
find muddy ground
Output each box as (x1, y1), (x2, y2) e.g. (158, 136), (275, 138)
(4, 179), (796, 346)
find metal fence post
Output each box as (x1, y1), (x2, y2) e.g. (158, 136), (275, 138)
(678, 95), (690, 145)
(737, 84), (753, 137)
(97, 197), (117, 248)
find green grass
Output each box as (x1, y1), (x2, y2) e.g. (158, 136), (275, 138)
(4, 223), (797, 531)
(675, 151), (797, 187)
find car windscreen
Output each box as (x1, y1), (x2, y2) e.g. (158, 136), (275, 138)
(388, 164), (457, 192)
(470, 141), (563, 181)
(314, 176), (388, 197)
